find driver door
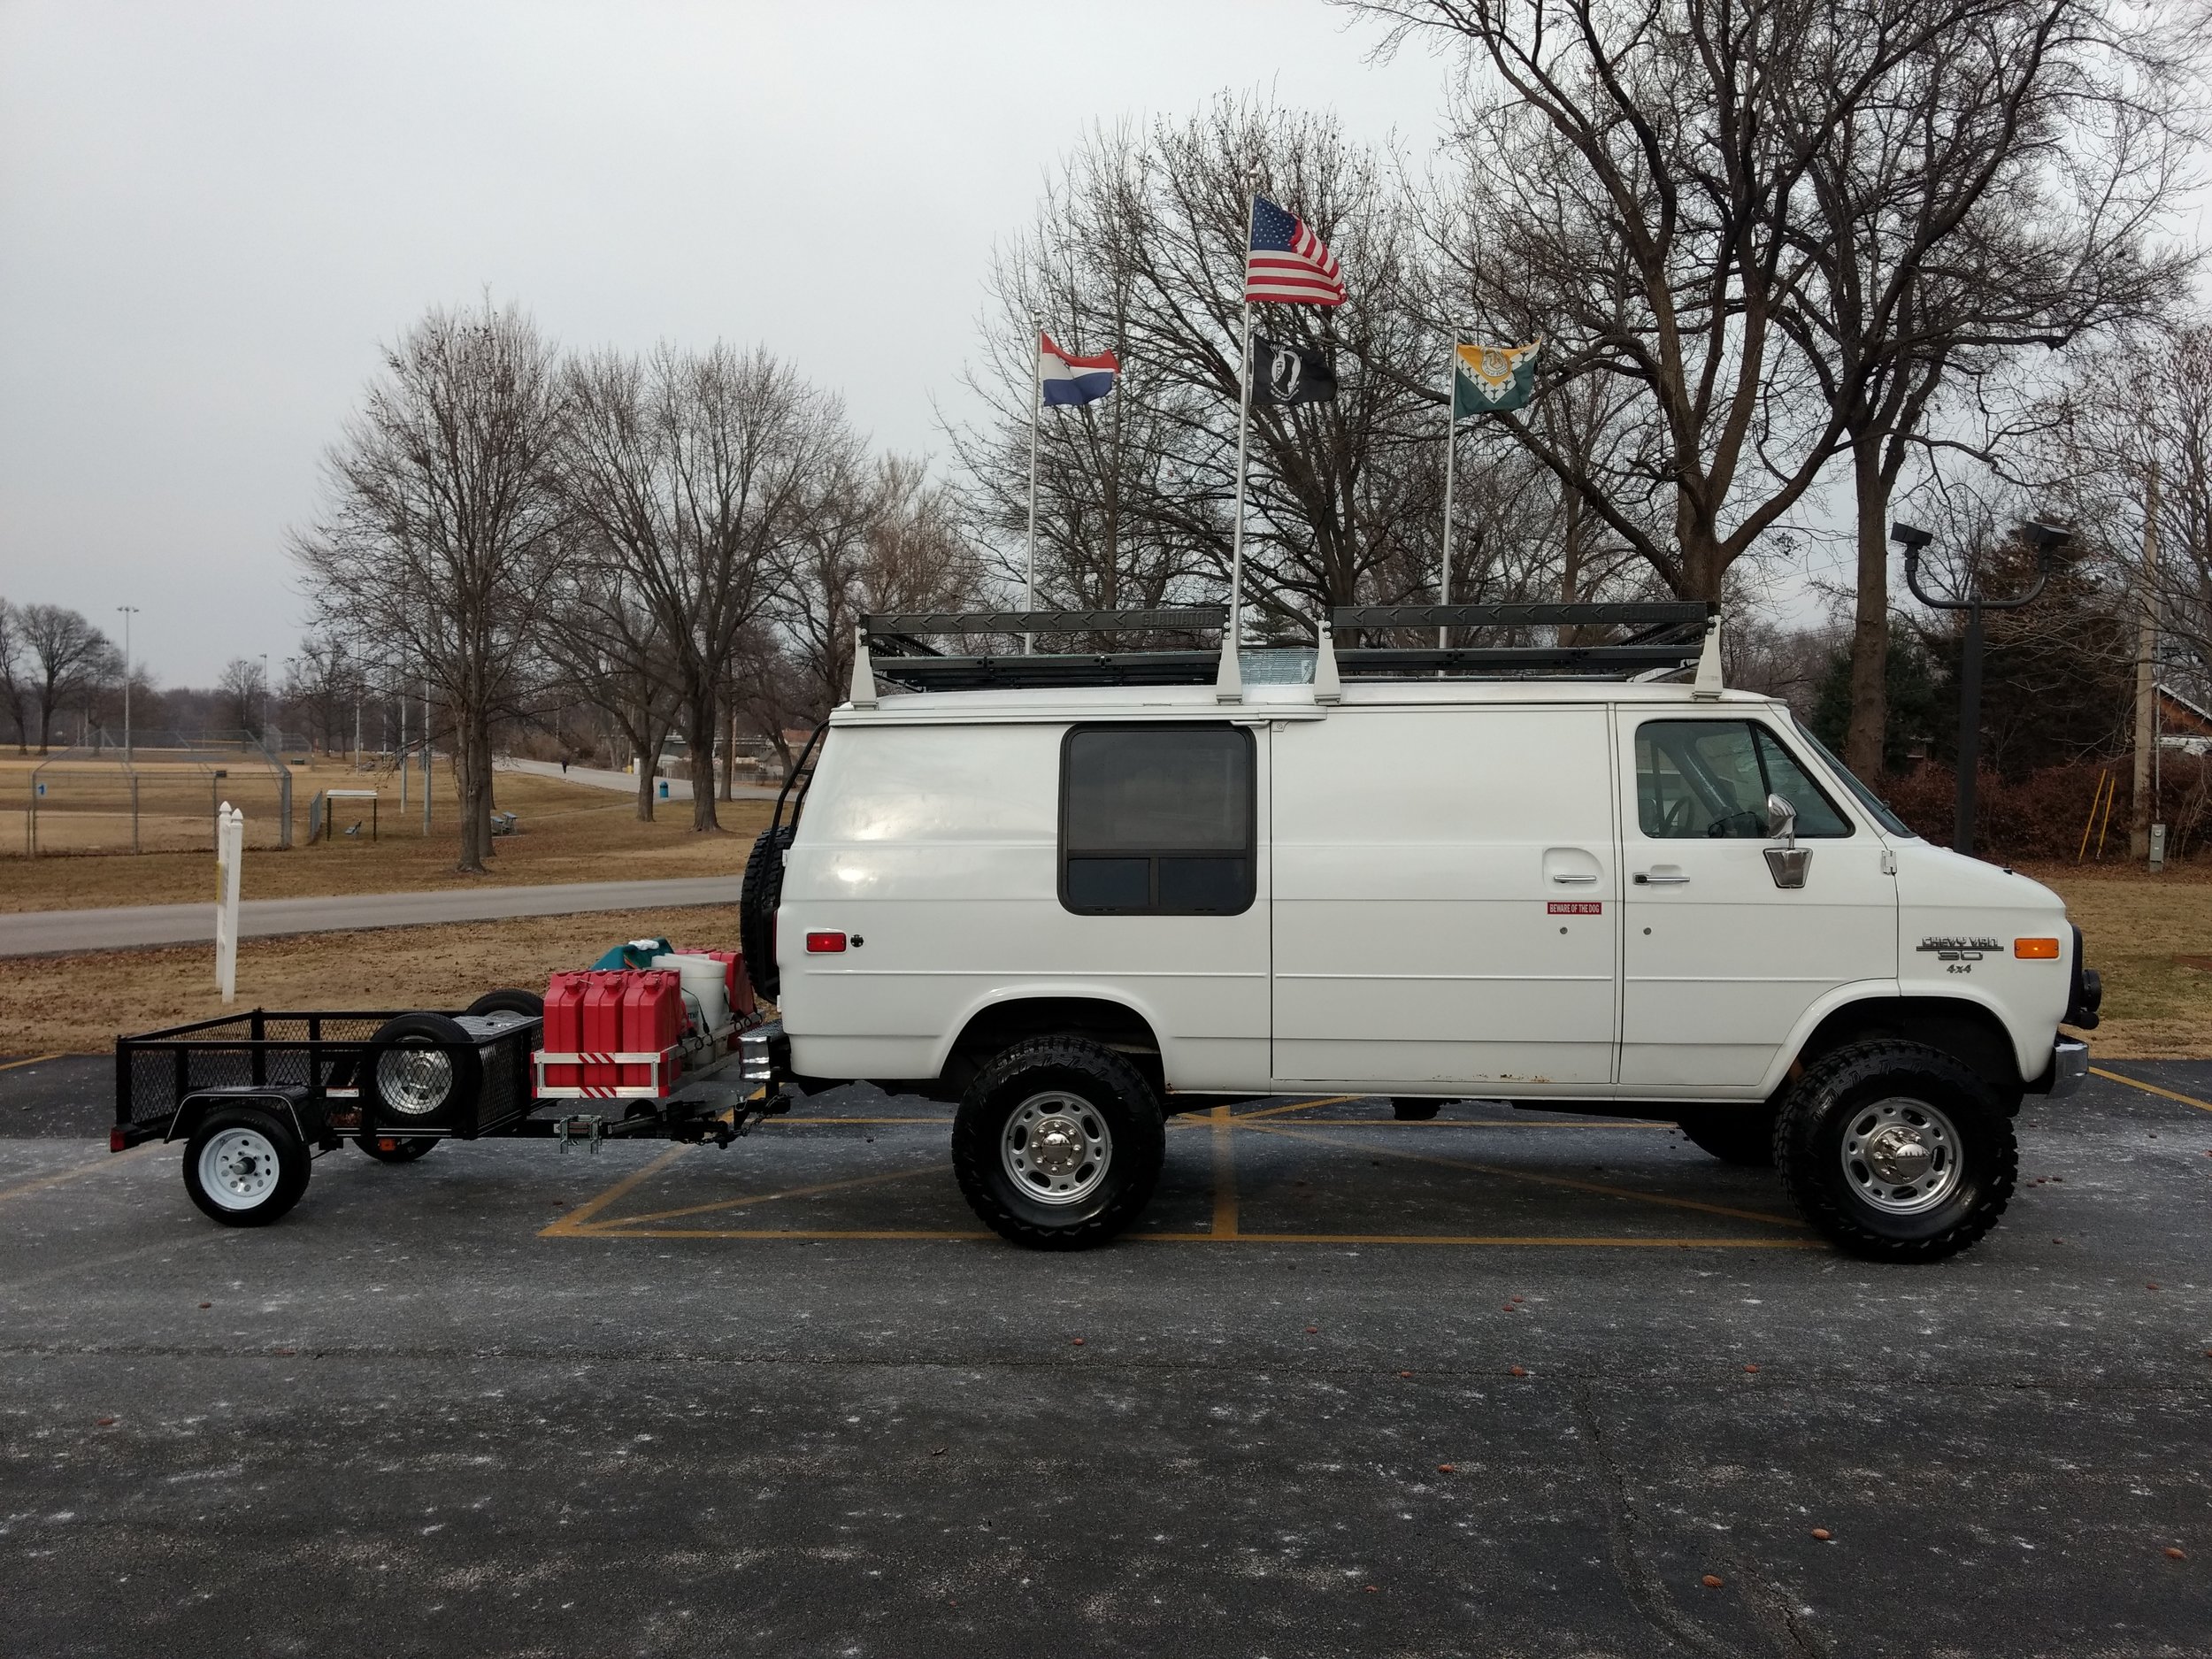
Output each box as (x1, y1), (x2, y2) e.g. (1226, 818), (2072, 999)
(1617, 716), (1896, 1093)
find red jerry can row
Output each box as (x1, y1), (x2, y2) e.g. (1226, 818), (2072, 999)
(541, 969), (685, 1094)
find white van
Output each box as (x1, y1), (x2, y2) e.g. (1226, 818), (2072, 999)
(745, 606), (2099, 1261)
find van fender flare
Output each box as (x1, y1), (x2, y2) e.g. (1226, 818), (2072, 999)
(929, 983), (1172, 1079)
(1760, 981), (2042, 1096)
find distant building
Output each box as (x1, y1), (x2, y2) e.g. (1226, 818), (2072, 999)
(2158, 685), (2212, 756)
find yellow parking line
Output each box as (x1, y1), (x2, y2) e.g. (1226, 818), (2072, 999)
(540, 1143), (692, 1236)
(1244, 1121), (1804, 1228)
(580, 1164), (941, 1231)
(1138, 1231), (1822, 1248)
(0, 1052), (66, 1073)
(1279, 1118), (1677, 1129)
(553, 1225), (994, 1242)
(2091, 1066), (2212, 1115)
(1230, 1095), (1358, 1122)
(0, 1141), (162, 1204)
(1210, 1104), (1240, 1238)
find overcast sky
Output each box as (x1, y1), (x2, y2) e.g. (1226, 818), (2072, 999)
(0, 0), (1457, 687)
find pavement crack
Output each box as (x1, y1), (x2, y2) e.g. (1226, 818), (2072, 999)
(1567, 1376), (1747, 1659)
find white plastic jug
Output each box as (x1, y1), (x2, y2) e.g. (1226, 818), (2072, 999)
(651, 954), (730, 1036)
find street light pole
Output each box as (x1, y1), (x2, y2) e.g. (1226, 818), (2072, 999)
(1899, 518), (2068, 856)
(115, 606), (139, 761)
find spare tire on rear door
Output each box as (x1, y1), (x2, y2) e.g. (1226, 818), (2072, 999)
(740, 826), (795, 1001)
(367, 1011), (481, 1130)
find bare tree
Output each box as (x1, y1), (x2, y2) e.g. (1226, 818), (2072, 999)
(561, 343), (847, 833)
(217, 657), (270, 741)
(292, 298), (569, 873)
(541, 547), (686, 821)
(18, 603), (120, 754)
(0, 599), (28, 753)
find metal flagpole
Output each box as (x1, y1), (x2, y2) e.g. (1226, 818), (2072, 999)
(1026, 320), (1041, 654)
(1228, 192), (1260, 649)
(1439, 334), (1459, 649)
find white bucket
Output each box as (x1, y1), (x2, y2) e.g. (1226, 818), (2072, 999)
(651, 954), (730, 1036)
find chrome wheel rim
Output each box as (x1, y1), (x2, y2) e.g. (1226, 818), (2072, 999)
(376, 1041), (452, 1117)
(1001, 1090), (1112, 1206)
(1842, 1096), (1963, 1215)
(198, 1126), (281, 1211)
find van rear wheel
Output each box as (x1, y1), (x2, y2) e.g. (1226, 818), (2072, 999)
(952, 1037), (1164, 1250)
(1774, 1039), (2016, 1262)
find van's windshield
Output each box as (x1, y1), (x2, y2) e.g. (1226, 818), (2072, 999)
(1794, 725), (1918, 839)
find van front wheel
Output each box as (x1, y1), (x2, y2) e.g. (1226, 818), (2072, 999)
(952, 1037), (1165, 1250)
(1775, 1040), (2016, 1262)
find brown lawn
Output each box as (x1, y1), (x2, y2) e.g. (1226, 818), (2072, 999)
(2024, 861), (2212, 1060)
(0, 763), (772, 912)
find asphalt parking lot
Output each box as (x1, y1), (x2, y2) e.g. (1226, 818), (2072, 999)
(3, 1054), (2208, 1657)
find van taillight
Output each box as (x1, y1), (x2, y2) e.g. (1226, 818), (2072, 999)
(805, 932), (847, 953)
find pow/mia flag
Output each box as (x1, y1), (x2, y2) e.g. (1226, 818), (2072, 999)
(1251, 336), (1337, 405)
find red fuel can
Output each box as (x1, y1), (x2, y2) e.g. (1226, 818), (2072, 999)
(541, 972), (593, 1089)
(581, 971), (629, 1094)
(622, 970), (683, 1093)
(687, 948), (755, 1019)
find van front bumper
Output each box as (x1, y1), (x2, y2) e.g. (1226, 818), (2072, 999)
(2042, 1037), (2091, 1099)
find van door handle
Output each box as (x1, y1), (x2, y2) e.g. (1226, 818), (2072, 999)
(1633, 872), (1690, 886)
(1550, 872), (1598, 884)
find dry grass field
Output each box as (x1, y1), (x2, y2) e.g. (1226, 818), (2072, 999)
(2023, 861), (2212, 1058)
(0, 764), (771, 912)
(0, 905), (741, 1054)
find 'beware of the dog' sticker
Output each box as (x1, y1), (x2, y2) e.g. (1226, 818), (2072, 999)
(1547, 902), (1602, 916)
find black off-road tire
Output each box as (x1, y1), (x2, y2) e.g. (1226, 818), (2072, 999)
(1390, 1097), (1443, 1122)
(1675, 1107), (1778, 1167)
(1774, 1039), (2016, 1262)
(740, 826), (796, 1001)
(465, 987), (544, 1020)
(951, 1037), (1166, 1250)
(182, 1102), (311, 1227)
(354, 1133), (439, 1164)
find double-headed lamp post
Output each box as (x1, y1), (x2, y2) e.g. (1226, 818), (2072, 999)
(1896, 518), (2069, 856)
(115, 606), (139, 761)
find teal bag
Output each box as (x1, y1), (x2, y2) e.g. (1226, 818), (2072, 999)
(589, 936), (674, 972)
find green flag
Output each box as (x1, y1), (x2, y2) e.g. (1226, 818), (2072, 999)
(1451, 338), (1542, 418)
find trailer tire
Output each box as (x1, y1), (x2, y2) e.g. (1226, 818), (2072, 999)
(367, 1012), (481, 1129)
(354, 1133), (438, 1164)
(183, 1102), (310, 1226)
(740, 826), (795, 1001)
(1775, 1039), (2016, 1262)
(1674, 1107), (1778, 1167)
(466, 987), (544, 1019)
(952, 1036), (1164, 1251)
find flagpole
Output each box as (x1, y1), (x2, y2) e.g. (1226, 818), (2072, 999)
(1228, 190), (1259, 652)
(1440, 331), (1458, 651)
(1025, 319), (1041, 654)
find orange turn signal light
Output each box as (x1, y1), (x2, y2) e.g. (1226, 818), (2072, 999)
(2014, 937), (2061, 960)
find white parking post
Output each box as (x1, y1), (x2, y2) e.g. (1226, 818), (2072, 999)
(215, 803), (243, 1004)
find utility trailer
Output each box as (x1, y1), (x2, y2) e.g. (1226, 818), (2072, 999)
(112, 1002), (787, 1225)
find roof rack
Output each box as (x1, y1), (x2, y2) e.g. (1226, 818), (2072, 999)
(849, 601), (1723, 705)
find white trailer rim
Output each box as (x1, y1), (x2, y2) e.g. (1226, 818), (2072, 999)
(198, 1126), (281, 1211)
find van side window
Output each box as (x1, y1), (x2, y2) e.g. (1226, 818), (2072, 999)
(1061, 725), (1256, 915)
(1636, 720), (1852, 839)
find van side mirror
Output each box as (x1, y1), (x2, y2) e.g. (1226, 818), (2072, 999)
(1763, 793), (1811, 889)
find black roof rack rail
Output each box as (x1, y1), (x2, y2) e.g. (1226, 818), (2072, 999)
(842, 601), (1724, 703)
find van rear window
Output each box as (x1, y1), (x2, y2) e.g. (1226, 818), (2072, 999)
(1061, 726), (1255, 915)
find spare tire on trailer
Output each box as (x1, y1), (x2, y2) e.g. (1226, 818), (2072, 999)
(466, 987), (544, 1019)
(740, 826), (795, 1001)
(367, 1011), (482, 1130)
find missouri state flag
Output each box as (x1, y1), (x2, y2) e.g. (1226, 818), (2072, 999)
(1039, 333), (1119, 406)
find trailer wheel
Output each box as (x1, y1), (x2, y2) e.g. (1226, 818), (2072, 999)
(354, 1133), (438, 1164)
(952, 1036), (1165, 1250)
(182, 1102), (310, 1227)
(1775, 1039), (2016, 1262)
(1674, 1107), (1778, 1167)
(739, 826), (795, 1001)
(466, 987), (544, 1019)
(367, 1012), (481, 1128)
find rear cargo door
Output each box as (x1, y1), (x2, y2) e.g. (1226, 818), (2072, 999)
(1270, 705), (1619, 1091)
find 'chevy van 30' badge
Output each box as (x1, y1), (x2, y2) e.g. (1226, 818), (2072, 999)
(1917, 936), (1999, 961)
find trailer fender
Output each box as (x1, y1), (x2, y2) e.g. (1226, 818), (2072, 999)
(165, 1087), (333, 1153)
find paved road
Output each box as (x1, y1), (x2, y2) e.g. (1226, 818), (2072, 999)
(3, 1060), (2208, 1655)
(498, 755), (782, 802)
(0, 875), (748, 956)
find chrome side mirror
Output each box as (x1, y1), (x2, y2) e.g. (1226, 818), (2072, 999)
(1763, 792), (1811, 889)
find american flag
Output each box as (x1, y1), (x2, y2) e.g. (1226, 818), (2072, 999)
(1245, 196), (1346, 306)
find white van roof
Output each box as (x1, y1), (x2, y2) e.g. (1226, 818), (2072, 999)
(832, 678), (1782, 725)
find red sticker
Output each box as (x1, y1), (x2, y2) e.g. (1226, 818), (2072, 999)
(1548, 901), (1602, 915)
